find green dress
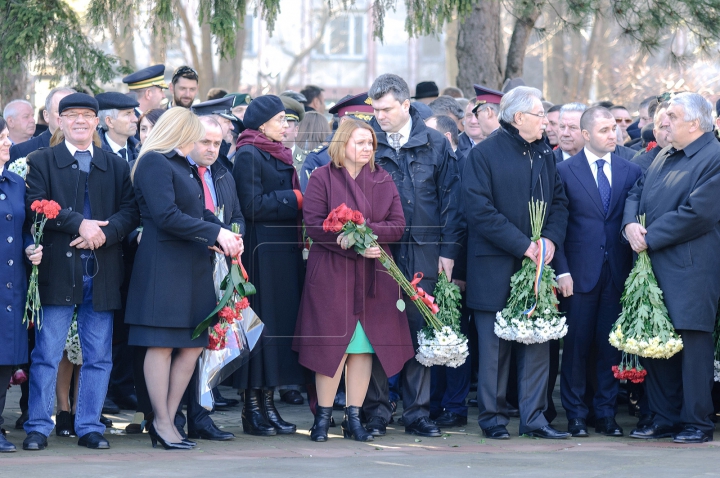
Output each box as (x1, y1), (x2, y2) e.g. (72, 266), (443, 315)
(345, 321), (375, 354)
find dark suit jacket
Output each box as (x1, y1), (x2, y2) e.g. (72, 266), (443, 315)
(554, 151), (642, 293)
(463, 121), (569, 312)
(9, 129), (51, 162)
(623, 132), (720, 332)
(25, 142), (140, 311)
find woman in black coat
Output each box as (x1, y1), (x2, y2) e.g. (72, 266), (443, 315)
(125, 108), (243, 449)
(0, 118), (43, 453)
(232, 95), (305, 436)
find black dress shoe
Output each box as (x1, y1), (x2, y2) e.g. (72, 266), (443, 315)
(568, 418), (588, 437)
(188, 423), (235, 441)
(102, 397), (120, 415)
(15, 411), (28, 429)
(433, 411), (468, 428)
(525, 425), (570, 439)
(636, 413), (655, 429)
(629, 423), (676, 439)
(213, 394), (240, 411)
(595, 417), (623, 437)
(673, 426), (712, 444)
(100, 415), (113, 427)
(507, 405), (520, 418)
(365, 416), (387, 436)
(280, 390), (304, 405)
(0, 432), (16, 453)
(22, 431), (48, 451)
(482, 425), (510, 439)
(78, 431), (110, 449)
(56, 411), (74, 437)
(468, 398), (478, 407)
(405, 417), (442, 437)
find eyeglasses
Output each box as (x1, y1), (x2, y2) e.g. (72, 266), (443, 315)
(60, 112), (97, 121)
(523, 110), (546, 118)
(615, 118), (633, 124)
(275, 116), (289, 126)
(172, 65), (199, 83)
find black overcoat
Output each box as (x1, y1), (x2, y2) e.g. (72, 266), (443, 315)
(462, 121), (569, 312)
(125, 151), (224, 330)
(25, 143), (139, 311)
(622, 132), (720, 332)
(232, 142), (306, 389)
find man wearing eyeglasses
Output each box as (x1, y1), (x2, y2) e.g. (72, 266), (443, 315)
(170, 66), (200, 109)
(22, 93), (140, 451)
(457, 85), (502, 159)
(610, 106), (633, 142)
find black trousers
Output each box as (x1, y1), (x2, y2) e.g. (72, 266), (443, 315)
(474, 310), (550, 434)
(363, 297), (430, 425)
(645, 329), (714, 435)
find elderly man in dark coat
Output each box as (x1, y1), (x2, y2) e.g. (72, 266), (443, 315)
(623, 93), (720, 444)
(463, 86), (570, 440)
(361, 73), (464, 438)
(22, 93), (139, 451)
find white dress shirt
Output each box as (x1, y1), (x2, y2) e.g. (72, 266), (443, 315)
(105, 135), (128, 160)
(583, 147), (612, 187)
(64, 140), (94, 157)
(391, 117), (413, 148)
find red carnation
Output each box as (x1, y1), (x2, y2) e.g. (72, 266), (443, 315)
(42, 201), (61, 219)
(30, 200), (42, 213)
(219, 306), (235, 320)
(646, 141), (657, 152)
(351, 210), (364, 224)
(235, 297), (250, 311)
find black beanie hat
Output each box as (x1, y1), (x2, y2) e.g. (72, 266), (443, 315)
(242, 95), (285, 130)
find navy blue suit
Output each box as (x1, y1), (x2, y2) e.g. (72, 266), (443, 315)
(9, 129), (51, 163)
(554, 150), (642, 421)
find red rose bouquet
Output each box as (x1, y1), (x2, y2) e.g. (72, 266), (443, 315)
(24, 199), (61, 330)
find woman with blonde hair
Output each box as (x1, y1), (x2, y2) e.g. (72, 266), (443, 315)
(125, 107), (243, 450)
(293, 119), (414, 442)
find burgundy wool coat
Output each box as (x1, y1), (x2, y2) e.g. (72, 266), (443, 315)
(293, 163), (415, 378)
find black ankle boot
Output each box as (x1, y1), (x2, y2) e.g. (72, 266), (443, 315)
(242, 389), (276, 436)
(342, 406), (373, 442)
(263, 389), (296, 434)
(310, 406), (333, 442)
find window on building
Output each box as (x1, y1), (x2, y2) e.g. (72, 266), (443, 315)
(314, 13), (366, 59)
(244, 14), (257, 56)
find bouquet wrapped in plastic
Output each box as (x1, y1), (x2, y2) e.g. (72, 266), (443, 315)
(415, 272), (469, 367)
(494, 200), (567, 344)
(193, 223), (264, 410)
(608, 215), (683, 359)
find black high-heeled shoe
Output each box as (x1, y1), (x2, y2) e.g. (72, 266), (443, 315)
(147, 423), (192, 450)
(310, 406), (333, 442)
(55, 411), (73, 437)
(182, 439), (197, 447)
(342, 406), (373, 442)
(262, 389), (296, 434)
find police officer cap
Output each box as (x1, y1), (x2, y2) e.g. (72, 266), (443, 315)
(328, 92), (374, 119)
(225, 93), (253, 108)
(472, 85), (504, 113)
(96, 92), (140, 111)
(122, 64), (168, 90)
(280, 96), (305, 123)
(192, 97), (236, 121)
(243, 95), (285, 131)
(59, 93), (99, 115)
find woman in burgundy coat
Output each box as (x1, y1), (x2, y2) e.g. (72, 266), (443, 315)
(294, 119), (414, 442)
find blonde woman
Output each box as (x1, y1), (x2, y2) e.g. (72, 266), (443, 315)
(125, 107), (243, 450)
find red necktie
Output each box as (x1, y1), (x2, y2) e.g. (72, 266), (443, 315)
(197, 166), (215, 211)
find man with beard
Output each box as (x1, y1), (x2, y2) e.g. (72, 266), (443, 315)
(169, 66), (199, 108)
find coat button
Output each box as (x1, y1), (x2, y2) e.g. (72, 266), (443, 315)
(66, 251), (72, 257)
(6, 305), (11, 312)
(68, 207), (73, 211)
(72, 164), (78, 169)
(283, 198), (288, 204)
(190, 174), (194, 178)
(6, 282), (11, 289)
(0, 194), (5, 200)
(281, 179), (285, 184)
(5, 214), (11, 221)
(198, 194), (201, 199)
(6, 237), (12, 243)
(65, 296), (71, 302)
(7, 260), (12, 266)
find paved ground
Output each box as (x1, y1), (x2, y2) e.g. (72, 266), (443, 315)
(2, 385), (720, 477)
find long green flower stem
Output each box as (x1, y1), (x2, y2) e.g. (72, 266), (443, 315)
(376, 244), (443, 330)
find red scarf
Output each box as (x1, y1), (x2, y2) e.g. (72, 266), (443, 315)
(236, 129), (299, 189)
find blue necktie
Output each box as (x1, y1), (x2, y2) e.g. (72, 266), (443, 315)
(74, 150), (92, 173)
(596, 159), (611, 214)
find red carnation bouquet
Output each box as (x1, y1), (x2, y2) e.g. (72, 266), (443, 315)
(24, 199), (62, 330)
(323, 203), (443, 331)
(612, 353), (647, 384)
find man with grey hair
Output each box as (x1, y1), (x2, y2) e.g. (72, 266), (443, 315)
(624, 92), (720, 444)
(463, 86), (570, 440)
(10, 87), (76, 162)
(428, 95), (465, 133)
(3, 100), (36, 145)
(363, 73), (464, 438)
(95, 92), (140, 163)
(632, 101), (670, 173)
(554, 103), (588, 162)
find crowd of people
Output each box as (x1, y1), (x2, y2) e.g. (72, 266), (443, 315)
(1, 63), (719, 454)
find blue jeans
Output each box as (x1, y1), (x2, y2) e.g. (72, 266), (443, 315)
(25, 276), (114, 437)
